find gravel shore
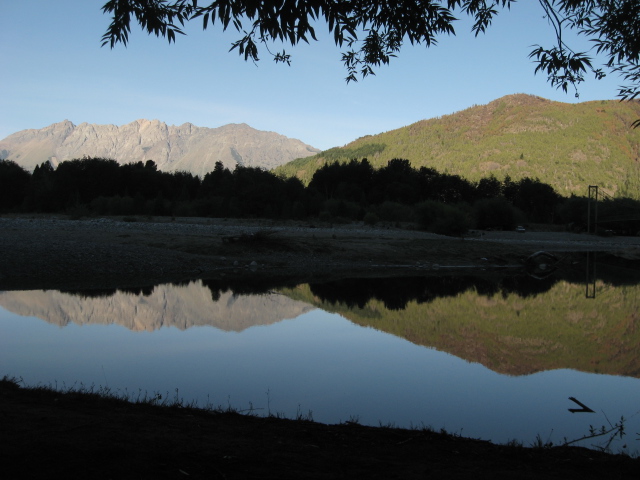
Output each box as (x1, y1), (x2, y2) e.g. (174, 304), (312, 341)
(1, 215), (638, 291)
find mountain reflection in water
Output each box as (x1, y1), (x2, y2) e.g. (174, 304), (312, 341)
(1, 261), (639, 378)
(1, 265), (639, 450)
(0, 282), (314, 332)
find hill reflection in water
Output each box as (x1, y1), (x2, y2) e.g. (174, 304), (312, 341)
(1, 258), (639, 378)
(1, 265), (639, 449)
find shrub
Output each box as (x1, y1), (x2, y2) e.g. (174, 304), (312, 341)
(67, 204), (91, 219)
(318, 211), (332, 223)
(292, 200), (306, 220)
(90, 196), (110, 215)
(323, 199), (360, 220)
(473, 197), (519, 230)
(108, 195), (136, 215)
(172, 201), (198, 218)
(431, 206), (470, 236)
(415, 201), (470, 236)
(378, 201), (415, 222)
(415, 200), (442, 229)
(555, 196), (588, 228)
(363, 212), (379, 226)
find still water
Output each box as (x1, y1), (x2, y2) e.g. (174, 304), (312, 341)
(1, 269), (639, 452)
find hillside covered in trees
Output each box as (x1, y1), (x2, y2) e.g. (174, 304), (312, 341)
(276, 95), (640, 198)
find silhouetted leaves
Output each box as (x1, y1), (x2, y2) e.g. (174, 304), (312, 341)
(100, 1), (639, 105)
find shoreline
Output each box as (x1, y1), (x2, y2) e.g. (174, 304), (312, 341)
(1, 377), (638, 480)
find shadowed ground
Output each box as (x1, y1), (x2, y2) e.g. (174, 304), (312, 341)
(1, 378), (638, 480)
(1, 215), (638, 291)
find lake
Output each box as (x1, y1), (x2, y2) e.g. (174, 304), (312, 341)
(2, 264), (639, 453)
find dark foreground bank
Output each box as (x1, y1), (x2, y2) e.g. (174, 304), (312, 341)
(0, 378), (638, 480)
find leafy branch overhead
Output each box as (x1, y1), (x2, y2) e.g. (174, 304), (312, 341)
(101, 1), (640, 105)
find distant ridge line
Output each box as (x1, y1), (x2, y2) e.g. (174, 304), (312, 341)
(0, 119), (320, 178)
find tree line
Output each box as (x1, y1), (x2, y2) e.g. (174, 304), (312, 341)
(1, 156), (639, 236)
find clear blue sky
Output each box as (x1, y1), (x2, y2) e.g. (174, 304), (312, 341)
(0, 1), (625, 151)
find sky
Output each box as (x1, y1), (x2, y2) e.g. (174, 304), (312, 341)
(0, 1), (627, 151)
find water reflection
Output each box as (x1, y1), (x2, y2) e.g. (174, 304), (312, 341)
(296, 279), (640, 378)
(1, 259), (639, 378)
(0, 283), (314, 332)
(1, 262), (639, 450)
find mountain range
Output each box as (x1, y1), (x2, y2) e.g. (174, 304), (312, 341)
(4, 94), (640, 196)
(276, 94), (640, 197)
(0, 120), (320, 177)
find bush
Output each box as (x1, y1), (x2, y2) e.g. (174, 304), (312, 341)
(555, 196), (588, 229)
(90, 196), (110, 215)
(67, 204), (91, 219)
(172, 200), (198, 218)
(318, 211), (332, 223)
(292, 200), (306, 220)
(473, 197), (520, 230)
(431, 206), (470, 236)
(363, 212), (379, 226)
(323, 199), (360, 220)
(415, 200), (442, 229)
(378, 201), (415, 222)
(109, 195), (136, 215)
(415, 201), (470, 236)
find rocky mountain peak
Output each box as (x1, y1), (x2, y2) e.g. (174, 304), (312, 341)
(0, 120), (320, 176)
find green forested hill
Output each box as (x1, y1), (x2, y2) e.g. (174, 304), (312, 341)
(276, 94), (640, 197)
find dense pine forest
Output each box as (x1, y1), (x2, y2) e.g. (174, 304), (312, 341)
(1, 156), (640, 236)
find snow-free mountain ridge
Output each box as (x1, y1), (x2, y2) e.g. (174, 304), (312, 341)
(0, 120), (320, 177)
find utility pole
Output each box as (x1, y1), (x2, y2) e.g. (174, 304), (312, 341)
(587, 185), (598, 234)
